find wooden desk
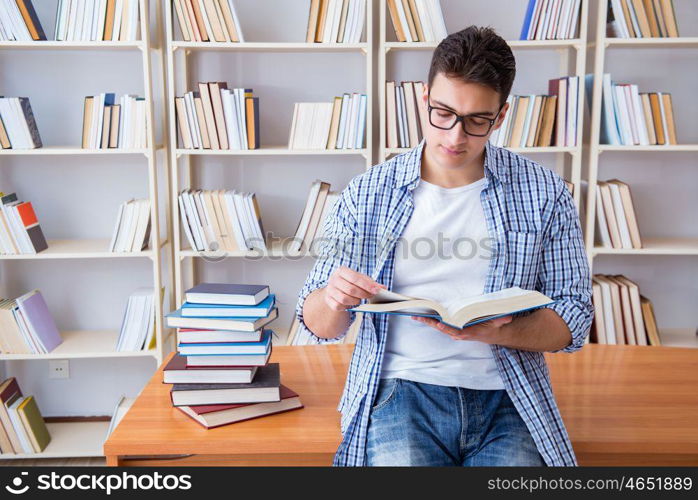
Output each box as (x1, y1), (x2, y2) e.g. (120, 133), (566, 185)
(104, 344), (698, 466)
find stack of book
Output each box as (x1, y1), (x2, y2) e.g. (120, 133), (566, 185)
(0, 290), (63, 355)
(290, 180), (338, 256)
(54, 0), (141, 41)
(164, 283), (302, 429)
(82, 93), (148, 149)
(0, 96), (42, 149)
(385, 81), (427, 149)
(305, 0), (366, 43)
(519, 0), (582, 40)
(0, 191), (48, 255)
(591, 274), (660, 346)
(173, 0), (244, 42)
(175, 84), (259, 150)
(607, 0), (679, 38)
(386, 0), (447, 43)
(0, 0), (44, 41)
(595, 179), (642, 250)
(599, 74), (677, 146)
(116, 287), (155, 352)
(109, 198), (151, 253)
(178, 189), (266, 253)
(289, 93), (367, 150)
(490, 78), (578, 149)
(0, 377), (51, 455)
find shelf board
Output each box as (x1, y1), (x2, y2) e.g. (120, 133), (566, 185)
(0, 421), (110, 459)
(0, 41), (144, 50)
(0, 239), (155, 260)
(384, 146), (578, 156)
(659, 328), (698, 348)
(591, 237), (698, 256)
(604, 37), (698, 49)
(597, 144), (698, 153)
(0, 330), (158, 360)
(179, 237), (316, 259)
(171, 41), (368, 52)
(385, 39), (581, 51)
(0, 146), (152, 156)
(176, 146), (368, 157)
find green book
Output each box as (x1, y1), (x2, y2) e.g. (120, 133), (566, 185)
(17, 396), (51, 452)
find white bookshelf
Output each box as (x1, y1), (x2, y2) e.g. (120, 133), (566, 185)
(377, 0), (590, 210)
(0, 0), (172, 460)
(583, 0), (697, 348)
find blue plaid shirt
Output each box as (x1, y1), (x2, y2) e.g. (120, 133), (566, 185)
(296, 140), (593, 466)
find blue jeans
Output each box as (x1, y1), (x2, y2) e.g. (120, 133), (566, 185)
(366, 378), (546, 466)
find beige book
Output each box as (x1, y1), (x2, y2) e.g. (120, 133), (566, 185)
(607, 276), (636, 345)
(210, 189), (234, 251)
(386, 81), (399, 148)
(598, 181), (623, 249)
(306, 0), (321, 42)
(215, 190), (239, 252)
(407, 0), (425, 41)
(173, 0), (191, 41)
(591, 281), (607, 344)
(119, 0), (130, 41)
(554, 78), (567, 146)
(337, 0), (350, 42)
(387, 0), (407, 42)
(109, 105), (121, 148)
(315, 0), (329, 42)
(202, 191), (224, 251)
(630, 0), (652, 37)
(614, 275), (648, 345)
(525, 95), (544, 148)
(182, 0), (202, 42)
(649, 93), (665, 144)
(352, 287), (554, 329)
(193, 96), (211, 148)
(509, 96), (530, 148)
(208, 82), (229, 149)
(17, 396), (50, 453)
(640, 296), (661, 345)
(0, 113), (10, 149)
(640, 93), (656, 144)
(402, 82), (420, 147)
(595, 275), (626, 344)
(190, 0), (210, 41)
(203, 0), (226, 41)
(217, 0), (239, 41)
(537, 95), (557, 147)
(303, 182), (331, 253)
(326, 97), (342, 149)
(652, 0), (667, 37)
(661, 93), (677, 145)
(82, 97), (94, 148)
(175, 97), (193, 149)
(101, 106), (111, 149)
(607, 179), (642, 249)
(198, 83), (220, 149)
(104, 0), (118, 40)
(659, 0), (679, 36)
(619, 0), (637, 37)
(642, 0), (660, 36)
(413, 82), (427, 135)
(401, 0), (418, 41)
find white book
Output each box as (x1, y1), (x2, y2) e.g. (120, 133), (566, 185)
(566, 76), (578, 146)
(394, 0), (413, 42)
(351, 0), (366, 43)
(96, 0), (108, 40)
(288, 102), (300, 149)
(520, 94), (536, 148)
(194, 191), (216, 250)
(74, 0), (87, 40)
(415, 0), (434, 41)
(630, 85), (649, 146)
(610, 0), (629, 38)
(7, 0), (32, 40)
(0, 98), (22, 148)
(305, 103), (319, 149)
(346, 93), (360, 149)
(114, 200), (134, 252)
(196, 0), (214, 42)
(336, 93), (350, 149)
(566, 0), (581, 38)
(621, 85), (639, 145)
(329, 0), (344, 43)
(109, 201), (126, 251)
(612, 86), (632, 145)
(0, 2), (14, 40)
(112, 0), (123, 41)
(223, 190), (248, 250)
(601, 74), (621, 145)
(293, 103), (308, 149)
(657, 92), (670, 146)
(597, 278), (617, 345)
(534, 0), (550, 40)
(626, 0), (642, 37)
(56, 0), (69, 40)
(10, 98), (31, 149)
(608, 183), (632, 248)
(320, 102), (335, 149)
(184, 92), (202, 149)
(293, 181), (322, 253)
(355, 94), (367, 149)
(232, 192), (252, 249)
(235, 88), (248, 150)
(128, 0), (140, 41)
(8, 398), (33, 453)
(545, 0), (561, 40)
(396, 85), (407, 148)
(428, 0), (447, 40)
(177, 194), (197, 251)
(222, 89), (241, 150)
(131, 199), (151, 251)
(227, 0), (244, 42)
(182, 190), (206, 251)
(594, 184), (612, 247)
(123, 199), (141, 252)
(245, 193), (265, 250)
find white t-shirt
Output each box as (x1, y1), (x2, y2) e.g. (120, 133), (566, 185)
(379, 176), (505, 389)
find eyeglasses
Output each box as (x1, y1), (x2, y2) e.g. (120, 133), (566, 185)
(427, 89), (504, 137)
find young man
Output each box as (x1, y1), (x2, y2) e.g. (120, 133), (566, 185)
(296, 26), (593, 466)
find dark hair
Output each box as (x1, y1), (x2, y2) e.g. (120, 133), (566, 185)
(427, 26), (516, 106)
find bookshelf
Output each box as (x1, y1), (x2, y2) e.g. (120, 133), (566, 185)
(164, 0), (374, 345)
(583, 0), (698, 348)
(0, 0), (172, 460)
(377, 0), (590, 210)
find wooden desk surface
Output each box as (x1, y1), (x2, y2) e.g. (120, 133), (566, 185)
(104, 344), (698, 466)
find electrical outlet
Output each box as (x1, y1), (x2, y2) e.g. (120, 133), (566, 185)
(49, 360), (70, 379)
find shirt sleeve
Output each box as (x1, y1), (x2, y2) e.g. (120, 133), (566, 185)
(537, 179), (594, 353)
(294, 180), (361, 344)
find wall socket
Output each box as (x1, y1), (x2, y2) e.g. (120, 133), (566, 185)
(49, 360), (70, 379)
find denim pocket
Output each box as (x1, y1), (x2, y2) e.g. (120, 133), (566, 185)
(371, 378), (399, 412)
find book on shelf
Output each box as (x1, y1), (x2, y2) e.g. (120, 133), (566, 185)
(116, 287), (155, 352)
(52, 0), (141, 42)
(591, 274), (659, 346)
(0, 191), (48, 255)
(386, 0), (447, 43)
(177, 384), (303, 429)
(290, 180), (340, 255)
(520, 0), (582, 41)
(186, 282), (270, 305)
(0, 0), (45, 41)
(173, 0), (244, 42)
(594, 179), (642, 249)
(386, 81), (427, 149)
(82, 93), (148, 149)
(306, 0), (366, 43)
(0, 377), (51, 455)
(181, 294), (275, 318)
(607, 0), (679, 38)
(289, 93), (367, 150)
(0, 289), (63, 355)
(350, 286), (555, 330)
(178, 329), (273, 356)
(108, 198), (151, 252)
(178, 188), (266, 252)
(164, 353), (258, 383)
(598, 74), (677, 146)
(176, 84), (258, 150)
(0, 96), (42, 149)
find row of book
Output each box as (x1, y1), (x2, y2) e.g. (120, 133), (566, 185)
(0, 97), (42, 149)
(173, 0), (243, 42)
(116, 287), (156, 352)
(164, 283), (302, 429)
(591, 274), (660, 346)
(520, 0), (582, 40)
(56, 0), (141, 42)
(600, 74), (677, 146)
(386, 0), (447, 43)
(386, 81), (426, 149)
(82, 94), (148, 149)
(289, 93), (367, 150)
(175, 84), (259, 150)
(0, 191), (47, 255)
(109, 198), (152, 253)
(0, 0), (44, 41)
(290, 180), (338, 256)
(178, 189), (266, 253)
(595, 179), (642, 250)
(0, 290), (62, 355)
(0, 377), (51, 454)
(306, 0), (366, 44)
(607, 0), (679, 38)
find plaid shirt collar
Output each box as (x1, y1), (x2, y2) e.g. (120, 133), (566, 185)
(393, 139), (508, 190)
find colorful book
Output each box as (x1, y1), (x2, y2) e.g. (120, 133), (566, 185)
(181, 294), (275, 318)
(15, 290), (62, 354)
(178, 330), (272, 356)
(165, 307), (278, 332)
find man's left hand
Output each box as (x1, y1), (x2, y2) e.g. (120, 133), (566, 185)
(411, 315), (513, 344)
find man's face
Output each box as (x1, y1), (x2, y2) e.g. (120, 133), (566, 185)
(421, 73), (509, 170)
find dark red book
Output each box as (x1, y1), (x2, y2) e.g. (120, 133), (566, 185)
(163, 353), (257, 384)
(176, 385), (303, 429)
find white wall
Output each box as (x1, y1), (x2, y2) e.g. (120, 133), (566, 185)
(0, 0), (696, 417)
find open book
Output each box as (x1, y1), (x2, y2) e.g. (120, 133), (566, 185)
(349, 287), (556, 329)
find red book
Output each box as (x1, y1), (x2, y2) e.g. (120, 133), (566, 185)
(176, 385), (303, 429)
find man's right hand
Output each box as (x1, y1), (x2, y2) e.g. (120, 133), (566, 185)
(322, 265), (387, 312)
